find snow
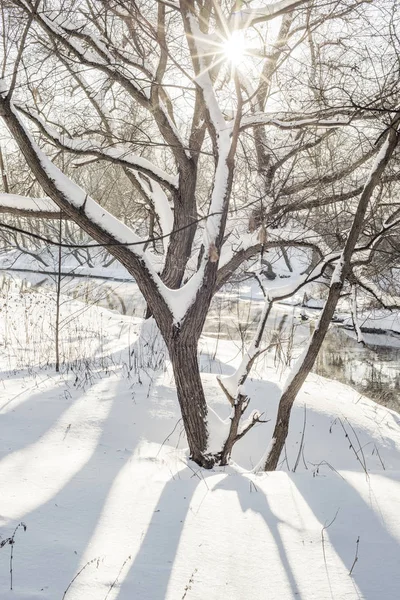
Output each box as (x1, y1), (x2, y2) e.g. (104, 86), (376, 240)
(342, 309), (400, 335)
(1, 284), (400, 599)
(364, 135), (391, 188)
(20, 106), (178, 188)
(219, 230), (260, 269)
(0, 193), (58, 214)
(187, 14), (227, 133)
(2, 102), (198, 321)
(133, 173), (173, 251)
(233, 0), (309, 28)
(240, 113), (349, 131)
(331, 255), (344, 285)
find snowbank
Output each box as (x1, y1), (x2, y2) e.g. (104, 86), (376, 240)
(0, 290), (399, 599)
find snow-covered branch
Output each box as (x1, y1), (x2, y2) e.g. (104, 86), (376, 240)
(239, 113), (351, 131)
(0, 91), (183, 326)
(131, 172), (173, 252)
(218, 297), (274, 399)
(14, 0), (191, 169)
(17, 105), (178, 191)
(350, 285), (364, 344)
(185, 11), (227, 133)
(0, 193), (61, 219)
(231, 0), (310, 29)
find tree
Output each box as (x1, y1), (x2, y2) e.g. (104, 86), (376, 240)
(1, 0), (400, 468)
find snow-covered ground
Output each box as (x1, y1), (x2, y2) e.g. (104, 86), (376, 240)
(1, 286), (400, 599)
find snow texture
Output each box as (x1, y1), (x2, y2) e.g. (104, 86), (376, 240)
(1, 283), (400, 599)
(0, 193), (58, 213)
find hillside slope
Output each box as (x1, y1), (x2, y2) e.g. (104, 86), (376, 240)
(0, 290), (399, 599)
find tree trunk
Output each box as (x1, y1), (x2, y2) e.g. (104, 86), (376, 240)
(219, 392), (249, 466)
(55, 216), (62, 372)
(167, 338), (212, 467)
(264, 120), (400, 471)
(264, 287), (343, 471)
(0, 145), (9, 193)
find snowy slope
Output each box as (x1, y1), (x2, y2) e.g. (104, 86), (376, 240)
(0, 289), (400, 600)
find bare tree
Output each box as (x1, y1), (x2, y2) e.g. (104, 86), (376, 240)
(1, 0), (400, 467)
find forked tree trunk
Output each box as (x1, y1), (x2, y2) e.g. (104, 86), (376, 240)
(167, 338), (212, 467)
(264, 121), (400, 471)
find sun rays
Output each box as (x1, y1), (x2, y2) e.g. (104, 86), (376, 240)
(222, 31), (247, 66)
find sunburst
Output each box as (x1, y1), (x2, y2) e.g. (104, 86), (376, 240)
(222, 31), (247, 66)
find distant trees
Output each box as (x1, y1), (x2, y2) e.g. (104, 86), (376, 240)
(1, 0), (400, 468)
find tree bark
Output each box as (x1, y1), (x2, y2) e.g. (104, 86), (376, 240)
(0, 145), (9, 193)
(167, 337), (212, 467)
(219, 398), (246, 466)
(161, 164), (198, 290)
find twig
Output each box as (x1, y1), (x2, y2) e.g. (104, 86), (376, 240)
(293, 404), (307, 472)
(181, 568), (197, 599)
(104, 555), (132, 600)
(349, 536), (360, 576)
(284, 442), (291, 471)
(62, 557), (101, 600)
(344, 417), (368, 475)
(331, 418), (369, 477)
(321, 509), (340, 576)
(310, 461), (345, 480)
(181, 459), (209, 490)
(63, 423), (71, 441)
(156, 418), (182, 457)
(373, 444), (385, 470)
(0, 522), (27, 591)
(249, 479), (259, 493)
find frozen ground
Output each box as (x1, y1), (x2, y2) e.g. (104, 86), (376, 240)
(0, 287), (400, 599)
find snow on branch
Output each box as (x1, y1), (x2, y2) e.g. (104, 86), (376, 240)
(351, 285), (364, 344)
(186, 13), (227, 133)
(17, 105), (178, 190)
(172, 128), (234, 320)
(239, 113), (350, 131)
(0, 95), (182, 316)
(0, 193), (61, 219)
(45, 10), (154, 74)
(231, 0), (310, 29)
(218, 297), (274, 399)
(131, 171), (173, 251)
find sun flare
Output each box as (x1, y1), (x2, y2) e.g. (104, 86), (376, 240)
(222, 32), (246, 65)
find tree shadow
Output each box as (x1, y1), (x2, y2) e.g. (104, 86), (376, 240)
(211, 473), (304, 599)
(0, 314), (323, 599)
(0, 373), (138, 595)
(114, 464), (203, 600)
(115, 467), (308, 600)
(290, 472), (400, 599)
(199, 351), (236, 376)
(0, 322), (178, 596)
(0, 373), (86, 458)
